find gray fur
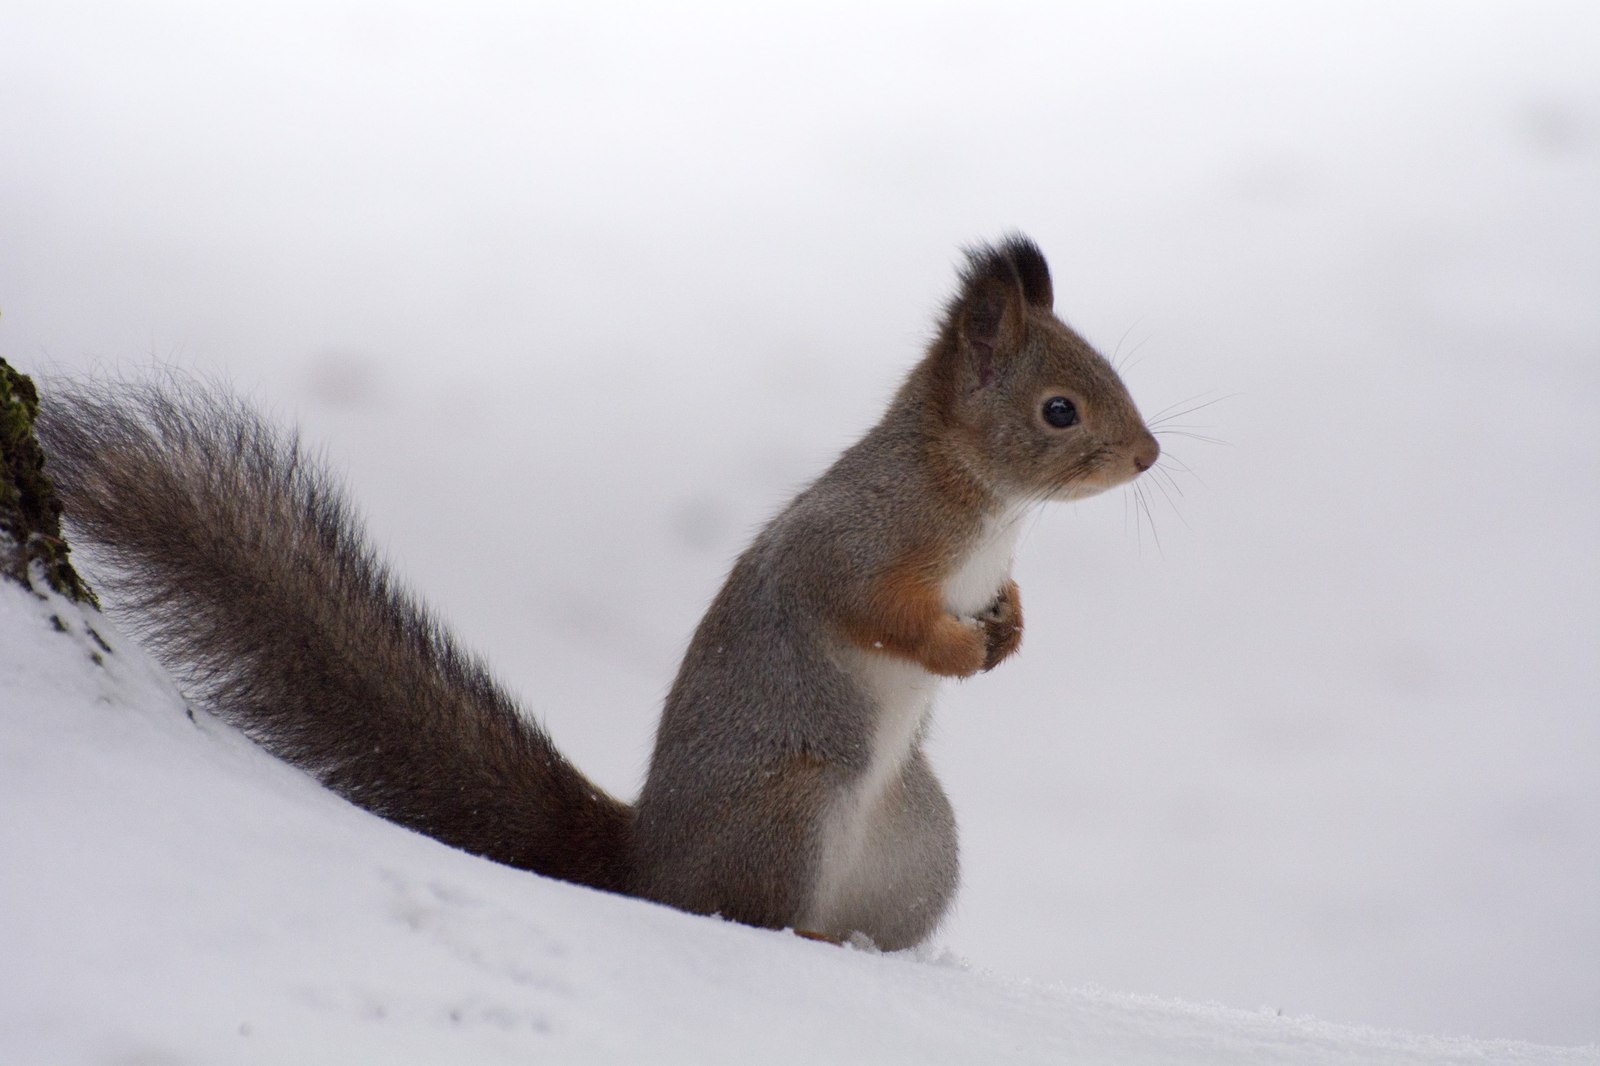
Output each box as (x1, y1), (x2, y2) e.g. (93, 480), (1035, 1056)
(632, 403), (970, 945)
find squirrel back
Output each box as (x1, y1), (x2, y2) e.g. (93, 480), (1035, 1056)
(39, 236), (1157, 948)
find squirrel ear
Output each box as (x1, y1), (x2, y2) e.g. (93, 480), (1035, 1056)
(948, 237), (1042, 385)
(957, 277), (1025, 359)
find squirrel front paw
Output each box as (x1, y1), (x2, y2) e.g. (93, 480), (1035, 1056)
(918, 615), (990, 678)
(978, 580), (1023, 671)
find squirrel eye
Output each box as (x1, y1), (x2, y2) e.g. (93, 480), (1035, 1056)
(1041, 396), (1079, 428)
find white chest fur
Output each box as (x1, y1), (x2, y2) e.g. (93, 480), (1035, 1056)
(943, 505), (1028, 616)
(803, 506), (1030, 934)
(803, 646), (937, 934)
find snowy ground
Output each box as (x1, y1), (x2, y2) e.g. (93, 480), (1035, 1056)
(3, 580), (1593, 1065)
(2, 0), (1598, 1054)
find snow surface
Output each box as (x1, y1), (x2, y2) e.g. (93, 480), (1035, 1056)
(2, 0), (1598, 1053)
(3, 580), (1593, 1064)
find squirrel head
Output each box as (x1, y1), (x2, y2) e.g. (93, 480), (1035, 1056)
(925, 235), (1159, 505)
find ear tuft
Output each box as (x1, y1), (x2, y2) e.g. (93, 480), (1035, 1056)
(997, 234), (1053, 311)
(956, 234), (1053, 313)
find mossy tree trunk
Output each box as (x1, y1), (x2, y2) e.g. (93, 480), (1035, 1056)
(0, 358), (96, 603)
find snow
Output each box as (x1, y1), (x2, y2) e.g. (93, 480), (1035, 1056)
(2, 0), (1598, 1054)
(2, 579), (1592, 1064)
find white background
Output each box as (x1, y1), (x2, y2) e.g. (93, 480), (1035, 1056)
(3, 1), (1596, 1044)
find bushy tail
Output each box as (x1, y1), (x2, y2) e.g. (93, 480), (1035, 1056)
(37, 377), (631, 891)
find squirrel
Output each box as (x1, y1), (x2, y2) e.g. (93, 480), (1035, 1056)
(37, 235), (1158, 950)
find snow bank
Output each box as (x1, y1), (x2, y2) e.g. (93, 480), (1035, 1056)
(2, 579), (1592, 1064)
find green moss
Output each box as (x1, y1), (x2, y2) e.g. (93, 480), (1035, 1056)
(0, 357), (97, 605)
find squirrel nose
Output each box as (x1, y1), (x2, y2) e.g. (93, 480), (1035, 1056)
(1132, 434), (1160, 474)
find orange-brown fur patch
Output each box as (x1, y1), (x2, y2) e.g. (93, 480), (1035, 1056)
(841, 547), (987, 678)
